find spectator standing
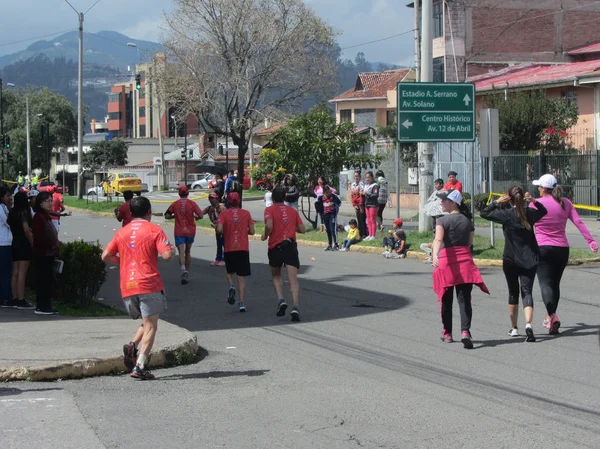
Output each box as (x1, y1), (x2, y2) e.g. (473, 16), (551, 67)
(375, 170), (388, 231)
(0, 186), (13, 308)
(264, 184), (273, 208)
(28, 190), (39, 217)
(50, 185), (70, 232)
(362, 171), (380, 241)
(217, 192), (255, 312)
(443, 171), (463, 193)
(8, 192), (34, 309)
(284, 174), (300, 210)
(314, 177), (327, 232)
(262, 186), (305, 321)
(350, 171), (367, 239)
(340, 219), (360, 251)
(115, 190), (134, 227)
(213, 173), (225, 202)
(421, 178), (445, 263)
(224, 170), (237, 208)
(203, 193), (226, 266)
(164, 186), (203, 284)
(317, 185), (342, 251)
(32, 192), (60, 315)
(102, 196), (174, 380)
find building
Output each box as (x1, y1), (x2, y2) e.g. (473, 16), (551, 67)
(410, 0), (600, 82)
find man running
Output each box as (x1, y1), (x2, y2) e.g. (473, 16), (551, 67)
(216, 192), (254, 312)
(261, 186), (305, 321)
(115, 190), (134, 227)
(164, 186), (203, 284)
(102, 196), (174, 380)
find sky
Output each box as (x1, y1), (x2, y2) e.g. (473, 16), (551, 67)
(0, 0), (416, 67)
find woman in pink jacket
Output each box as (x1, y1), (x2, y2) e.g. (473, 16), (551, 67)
(528, 174), (598, 335)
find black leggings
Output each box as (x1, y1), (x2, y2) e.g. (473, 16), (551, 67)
(441, 284), (473, 334)
(537, 246), (569, 315)
(502, 262), (536, 308)
(355, 208), (367, 238)
(376, 203), (386, 228)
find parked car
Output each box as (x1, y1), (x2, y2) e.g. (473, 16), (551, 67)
(254, 178), (272, 191)
(87, 183), (104, 196)
(191, 174), (215, 190)
(38, 181), (69, 195)
(141, 183), (149, 193)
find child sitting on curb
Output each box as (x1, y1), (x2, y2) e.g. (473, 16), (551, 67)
(382, 218), (406, 259)
(340, 219), (361, 251)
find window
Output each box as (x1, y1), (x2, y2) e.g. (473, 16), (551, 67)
(340, 109), (352, 122)
(139, 88), (145, 99)
(108, 93), (121, 103)
(139, 107), (146, 118)
(563, 91), (577, 105)
(108, 112), (121, 120)
(433, 57), (445, 83)
(139, 125), (146, 136)
(433, 2), (444, 39)
(386, 110), (395, 126)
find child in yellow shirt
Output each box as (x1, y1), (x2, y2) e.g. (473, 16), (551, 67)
(340, 219), (361, 252)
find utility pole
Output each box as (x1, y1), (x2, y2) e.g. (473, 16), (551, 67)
(418, 0), (434, 232)
(26, 95), (31, 184)
(183, 121), (188, 186)
(414, 0), (421, 82)
(0, 78), (4, 181)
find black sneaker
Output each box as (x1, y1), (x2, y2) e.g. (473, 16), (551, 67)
(180, 271), (189, 285)
(276, 299), (288, 317)
(1, 299), (16, 308)
(290, 307), (300, 322)
(14, 300), (34, 310)
(525, 326), (536, 343)
(324, 246), (332, 251)
(333, 245), (340, 251)
(123, 341), (138, 372)
(461, 330), (473, 349)
(227, 287), (236, 305)
(130, 365), (155, 380)
(34, 308), (59, 315)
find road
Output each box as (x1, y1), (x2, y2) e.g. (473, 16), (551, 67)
(4, 211), (600, 449)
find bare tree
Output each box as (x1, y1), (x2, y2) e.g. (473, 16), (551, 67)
(160, 0), (339, 176)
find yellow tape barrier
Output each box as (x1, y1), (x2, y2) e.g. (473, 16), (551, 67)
(487, 192), (600, 212)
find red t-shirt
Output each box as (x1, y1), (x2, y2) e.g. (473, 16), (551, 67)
(167, 198), (202, 237)
(264, 204), (302, 249)
(51, 193), (63, 221)
(118, 201), (133, 227)
(105, 219), (173, 298)
(444, 180), (463, 193)
(218, 207), (253, 252)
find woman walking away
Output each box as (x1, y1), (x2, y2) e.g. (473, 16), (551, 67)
(432, 190), (489, 349)
(481, 186), (547, 342)
(8, 191), (34, 309)
(362, 171), (380, 241)
(317, 185), (342, 251)
(528, 174), (598, 335)
(32, 191), (60, 315)
(0, 186), (13, 308)
(375, 170), (388, 231)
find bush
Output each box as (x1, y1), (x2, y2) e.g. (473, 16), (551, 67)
(474, 193), (490, 212)
(57, 241), (107, 308)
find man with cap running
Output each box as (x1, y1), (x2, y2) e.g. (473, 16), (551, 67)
(444, 171), (463, 193)
(164, 186), (203, 284)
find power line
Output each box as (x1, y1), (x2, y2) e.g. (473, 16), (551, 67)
(0, 29), (76, 48)
(341, 29), (415, 51)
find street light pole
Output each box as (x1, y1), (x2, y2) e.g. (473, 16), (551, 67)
(26, 95), (31, 184)
(0, 78), (4, 181)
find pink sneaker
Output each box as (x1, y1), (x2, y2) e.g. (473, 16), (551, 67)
(461, 330), (473, 349)
(543, 316), (551, 329)
(440, 332), (453, 343)
(209, 260), (219, 266)
(549, 314), (561, 335)
(216, 260), (226, 267)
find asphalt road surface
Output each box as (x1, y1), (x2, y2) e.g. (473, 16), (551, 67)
(3, 212), (600, 449)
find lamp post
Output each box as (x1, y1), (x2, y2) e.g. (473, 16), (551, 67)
(37, 114), (51, 178)
(0, 78), (4, 181)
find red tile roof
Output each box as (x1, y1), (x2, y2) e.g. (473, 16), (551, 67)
(470, 60), (600, 91)
(254, 123), (285, 136)
(331, 68), (415, 101)
(568, 42), (600, 55)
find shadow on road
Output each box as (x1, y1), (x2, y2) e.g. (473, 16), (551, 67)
(158, 369), (270, 381)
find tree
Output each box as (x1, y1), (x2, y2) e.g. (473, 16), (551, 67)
(83, 139), (129, 173)
(159, 0), (340, 179)
(251, 104), (381, 228)
(486, 90), (579, 152)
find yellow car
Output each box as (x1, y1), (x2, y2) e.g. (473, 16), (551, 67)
(103, 172), (142, 196)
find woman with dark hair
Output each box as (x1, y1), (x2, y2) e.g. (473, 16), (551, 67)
(528, 174), (598, 335)
(481, 186), (547, 342)
(32, 191), (60, 315)
(0, 186), (13, 308)
(362, 171), (379, 241)
(350, 171), (367, 239)
(432, 189), (489, 348)
(8, 191), (34, 309)
(284, 174), (300, 210)
(314, 177), (327, 232)
(375, 170), (388, 231)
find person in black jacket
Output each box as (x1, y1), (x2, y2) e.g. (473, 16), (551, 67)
(480, 185), (547, 342)
(283, 174), (300, 210)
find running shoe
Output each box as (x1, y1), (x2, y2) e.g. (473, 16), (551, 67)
(227, 287), (236, 305)
(549, 314), (561, 335)
(34, 308), (59, 315)
(461, 330), (474, 349)
(508, 327), (520, 337)
(209, 260), (219, 266)
(324, 246), (332, 251)
(123, 341), (138, 372)
(180, 271), (189, 285)
(333, 245), (340, 251)
(216, 260), (226, 267)
(440, 332), (453, 343)
(525, 326), (536, 342)
(14, 299), (34, 310)
(276, 299), (288, 317)
(542, 316), (551, 329)
(130, 365), (155, 380)
(238, 301), (246, 312)
(0, 299), (16, 308)
(290, 307), (300, 322)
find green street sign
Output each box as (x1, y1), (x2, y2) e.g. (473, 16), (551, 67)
(397, 82), (475, 142)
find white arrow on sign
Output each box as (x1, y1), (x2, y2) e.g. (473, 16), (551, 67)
(463, 94), (471, 106)
(402, 119), (413, 129)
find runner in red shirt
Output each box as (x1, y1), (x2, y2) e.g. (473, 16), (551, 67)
(262, 186), (305, 321)
(102, 196), (174, 380)
(49, 186), (70, 232)
(164, 186), (203, 285)
(115, 190), (134, 227)
(216, 192), (255, 312)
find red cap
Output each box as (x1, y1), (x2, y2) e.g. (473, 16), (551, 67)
(227, 192), (240, 206)
(178, 185), (189, 196)
(393, 218), (403, 226)
(209, 192), (219, 199)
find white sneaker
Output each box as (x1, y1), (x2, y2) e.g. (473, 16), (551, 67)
(339, 248), (347, 252)
(508, 327), (520, 337)
(423, 257), (433, 264)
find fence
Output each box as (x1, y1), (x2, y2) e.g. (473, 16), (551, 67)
(433, 141), (482, 196)
(373, 139), (418, 195)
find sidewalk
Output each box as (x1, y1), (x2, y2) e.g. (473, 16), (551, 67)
(0, 311), (198, 382)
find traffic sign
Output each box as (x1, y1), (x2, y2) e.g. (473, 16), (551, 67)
(397, 82), (475, 142)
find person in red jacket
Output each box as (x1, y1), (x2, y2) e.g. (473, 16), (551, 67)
(115, 190), (134, 227)
(443, 171), (463, 193)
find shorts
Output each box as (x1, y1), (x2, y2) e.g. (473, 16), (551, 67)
(12, 242), (32, 262)
(268, 240), (300, 269)
(224, 251), (251, 276)
(175, 235), (195, 246)
(122, 291), (167, 319)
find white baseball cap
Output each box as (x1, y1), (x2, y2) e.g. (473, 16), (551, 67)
(437, 189), (463, 204)
(28, 189), (39, 198)
(532, 174), (558, 189)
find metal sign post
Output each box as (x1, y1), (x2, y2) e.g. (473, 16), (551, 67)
(480, 108), (500, 247)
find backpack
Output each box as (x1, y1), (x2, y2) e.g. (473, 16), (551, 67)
(228, 179), (241, 194)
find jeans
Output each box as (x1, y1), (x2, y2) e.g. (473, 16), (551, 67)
(537, 246), (569, 315)
(324, 213), (338, 247)
(0, 246), (12, 301)
(365, 206), (378, 237)
(420, 243), (432, 256)
(35, 255), (55, 310)
(216, 234), (224, 261)
(502, 262), (536, 308)
(441, 283), (473, 335)
(342, 238), (360, 250)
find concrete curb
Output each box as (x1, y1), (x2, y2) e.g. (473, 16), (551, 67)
(0, 335), (199, 382)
